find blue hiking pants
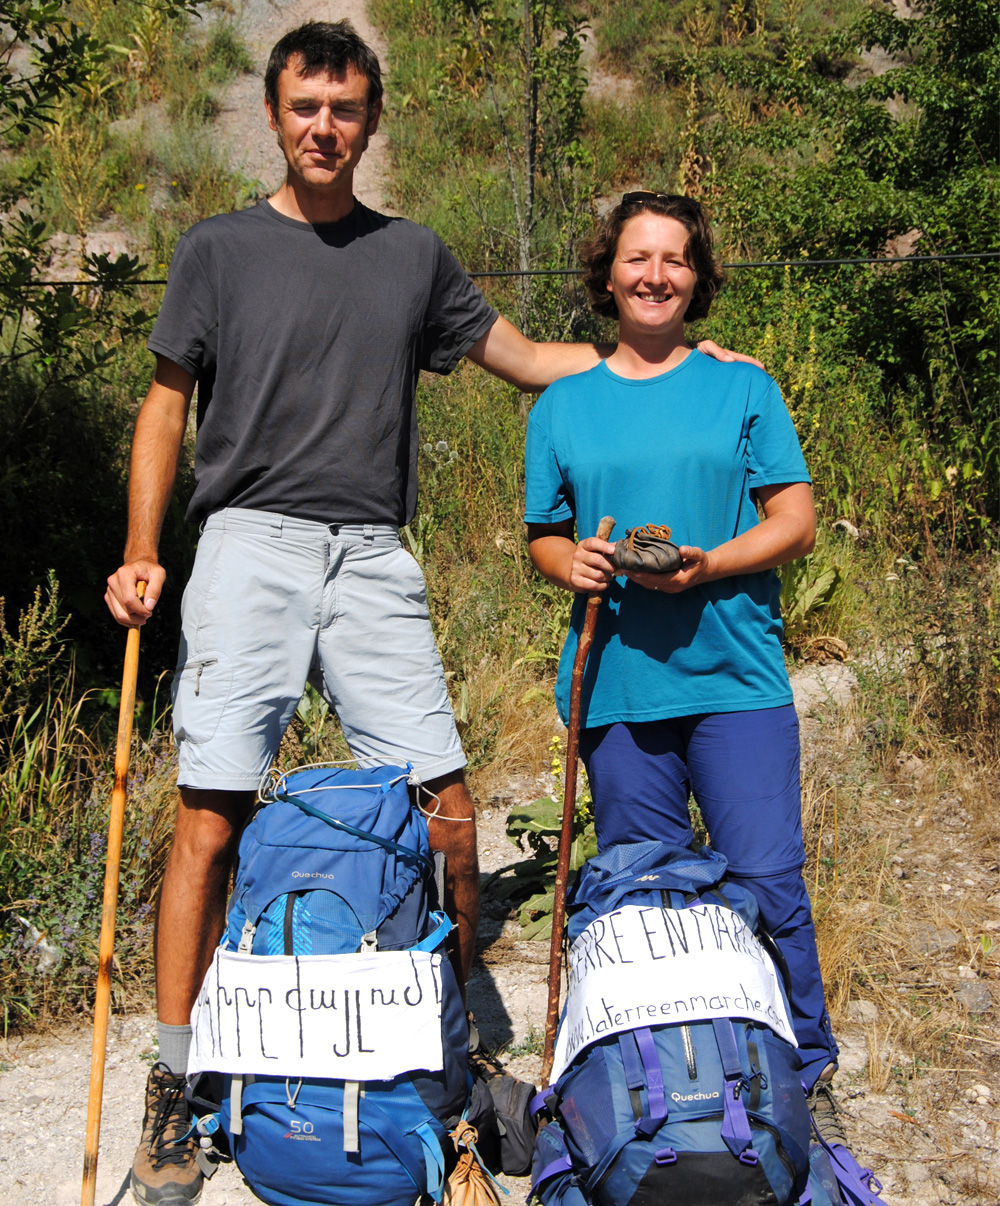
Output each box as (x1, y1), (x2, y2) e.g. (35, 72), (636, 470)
(579, 705), (838, 1089)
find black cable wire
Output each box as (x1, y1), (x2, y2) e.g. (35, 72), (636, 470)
(4, 249), (997, 288)
(469, 251), (1000, 278)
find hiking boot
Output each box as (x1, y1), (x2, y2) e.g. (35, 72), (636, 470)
(806, 1075), (849, 1148)
(467, 1013), (538, 1177)
(467, 1013), (505, 1079)
(131, 1063), (203, 1206)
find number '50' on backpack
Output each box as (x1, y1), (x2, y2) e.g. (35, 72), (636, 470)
(531, 841), (812, 1206)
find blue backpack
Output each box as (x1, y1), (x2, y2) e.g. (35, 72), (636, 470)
(531, 841), (812, 1206)
(191, 763), (469, 1206)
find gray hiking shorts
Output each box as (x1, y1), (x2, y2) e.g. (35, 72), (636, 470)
(171, 507), (466, 790)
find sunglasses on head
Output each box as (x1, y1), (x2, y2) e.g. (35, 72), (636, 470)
(621, 191), (689, 206)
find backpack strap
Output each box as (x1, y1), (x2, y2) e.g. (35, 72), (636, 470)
(711, 1018), (759, 1166)
(531, 1086), (560, 1121)
(415, 1120), (446, 1202)
(633, 1028), (667, 1127)
(616, 1027), (667, 1132)
(343, 1080), (361, 1152)
(583, 1115), (667, 1199)
(616, 1031), (646, 1122)
(410, 910), (453, 952)
(358, 1095), (444, 1199)
(581, 1027), (672, 1197)
(229, 1074), (244, 1135)
(810, 1124), (887, 1206)
(532, 1151), (575, 1195)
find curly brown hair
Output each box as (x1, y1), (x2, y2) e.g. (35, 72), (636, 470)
(580, 193), (724, 323)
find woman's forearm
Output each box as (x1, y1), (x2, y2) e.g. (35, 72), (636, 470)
(528, 525), (616, 594)
(699, 492), (815, 581)
(628, 482), (815, 596)
(528, 534), (579, 590)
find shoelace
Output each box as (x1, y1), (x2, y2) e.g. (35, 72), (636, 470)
(624, 523), (673, 548)
(469, 1041), (506, 1078)
(807, 1081), (848, 1144)
(147, 1073), (194, 1169)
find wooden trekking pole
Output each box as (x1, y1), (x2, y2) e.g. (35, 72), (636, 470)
(541, 517), (615, 1085)
(82, 584), (144, 1206)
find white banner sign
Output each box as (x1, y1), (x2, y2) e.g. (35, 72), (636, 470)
(552, 903), (795, 1081)
(188, 948), (444, 1080)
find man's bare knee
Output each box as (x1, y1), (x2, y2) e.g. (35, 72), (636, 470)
(171, 787), (254, 869)
(421, 772), (477, 864)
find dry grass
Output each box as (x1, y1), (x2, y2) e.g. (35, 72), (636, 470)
(788, 642), (1000, 1206)
(0, 655), (181, 1027)
(465, 662), (562, 800)
(803, 686), (999, 1061)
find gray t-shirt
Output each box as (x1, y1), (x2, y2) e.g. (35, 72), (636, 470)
(148, 200), (498, 525)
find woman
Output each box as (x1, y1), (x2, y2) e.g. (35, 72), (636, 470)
(523, 192), (840, 1119)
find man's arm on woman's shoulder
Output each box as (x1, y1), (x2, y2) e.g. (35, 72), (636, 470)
(466, 315), (762, 392)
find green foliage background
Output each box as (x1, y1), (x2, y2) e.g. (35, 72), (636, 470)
(0, 0), (996, 1023)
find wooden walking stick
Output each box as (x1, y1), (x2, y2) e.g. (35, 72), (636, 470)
(541, 517), (615, 1086)
(82, 584), (144, 1206)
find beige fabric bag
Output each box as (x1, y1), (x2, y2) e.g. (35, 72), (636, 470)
(442, 1121), (503, 1206)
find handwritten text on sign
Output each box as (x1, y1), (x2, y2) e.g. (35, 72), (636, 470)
(551, 903), (795, 1081)
(188, 948), (444, 1080)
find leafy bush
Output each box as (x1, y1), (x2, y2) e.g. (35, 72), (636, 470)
(490, 737), (597, 938)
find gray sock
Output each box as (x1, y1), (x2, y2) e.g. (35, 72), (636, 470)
(157, 1022), (193, 1075)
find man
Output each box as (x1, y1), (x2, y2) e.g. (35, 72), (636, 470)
(106, 21), (747, 1204)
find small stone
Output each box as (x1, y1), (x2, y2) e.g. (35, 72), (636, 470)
(895, 752), (926, 780)
(914, 924), (960, 955)
(23, 1095), (43, 1107)
(954, 981), (994, 1015)
(847, 1000), (879, 1025)
(957, 964), (977, 980)
(972, 1084), (992, 1103)
(940, 883), (952, 892)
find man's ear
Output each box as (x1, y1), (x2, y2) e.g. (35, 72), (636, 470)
(366, 98), (383, 138)
(265, 99), (277, 133)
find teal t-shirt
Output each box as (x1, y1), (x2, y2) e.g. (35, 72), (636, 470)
(523, 351), (810, 726)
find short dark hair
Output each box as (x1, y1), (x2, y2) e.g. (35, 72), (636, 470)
(264, 21), (383, 117)
(580, 193), (724, 323)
